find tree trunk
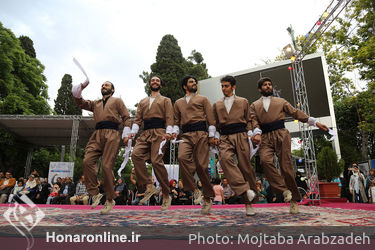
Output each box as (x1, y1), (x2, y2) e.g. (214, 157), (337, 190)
(361, 129), (369, 161)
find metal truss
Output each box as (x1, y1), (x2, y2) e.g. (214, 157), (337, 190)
(69, 118), (80, 162)
(297, 0), (352, 60)
(290, 0), (352, 205)
(290, 60), (321, 205)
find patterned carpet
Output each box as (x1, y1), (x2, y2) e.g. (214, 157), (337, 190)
(1, 204), (375, 227)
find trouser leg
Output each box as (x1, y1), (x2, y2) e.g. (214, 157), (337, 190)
(259, 135), (288, 195)
(83, 132), (102, 197)
(101, 130), (121, 201)
(178, 136), (197, 192)
(275, 131), (301, 201)
(132, 133), (152, 186)
(218, 136), (250, 196)
(150, 133), (170, 197)
(194, 133), (214, 199)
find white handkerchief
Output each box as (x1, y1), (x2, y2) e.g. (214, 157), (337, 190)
(327, 129), (336, 141)
(158, 139), (167, 155)
(73, 58), (89, 85)
(171, 139), (184, 144)
(118, 139), (132, 176)
(210, 146), (219, 154)
(248, 137), (259, 159)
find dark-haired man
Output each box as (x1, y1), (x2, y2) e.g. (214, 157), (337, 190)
(250, 77), (328, 214)
(173, 76), (216, 215)
(213, 75), (260, 216)
(72, 80), (131, 214)
(129, 76), (174, 211)
(0, 171), (16, 203)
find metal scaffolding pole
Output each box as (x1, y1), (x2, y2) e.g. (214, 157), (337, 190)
(24, 148), (33, 178)
(291, 59), (320, 205)
(61, 145), (66, 162)
(69, 117), (80, 162)
(287, 0), (352, 205)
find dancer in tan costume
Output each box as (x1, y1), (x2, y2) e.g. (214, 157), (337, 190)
(213, 75), (260, 216)
(129, 76), (173, 211)
(173, 75), (216, 214)
(250, 77), (328, 214)
(72, 80), (131, 214)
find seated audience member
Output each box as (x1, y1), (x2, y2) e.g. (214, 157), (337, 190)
(114, 178), (125, 197)
(53, 177), (75, 204)
(47, 184), (60, 204)
(70, 176), (89, 205)
(19, 175), (37, 199)
(114, 177), (129, 205)
(8, 179), (24, 203)
(0, 171), (16, 203)
(266, 185), (283, 203)
(132, 184), (147, 205)
(176, 179), (193, 205)
(169, 179), (178, 205)
(222, 178), (236, 204)
(34, 177), (51, 204)
(51, 174), (63, 188)
(256, 180), (268, 204)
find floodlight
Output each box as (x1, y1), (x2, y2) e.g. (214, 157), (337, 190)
(283, 44), (295, 59)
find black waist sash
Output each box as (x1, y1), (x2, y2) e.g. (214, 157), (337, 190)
(95, 121), (119, 130)
(260, 120), (285, 134)
(181, 121), (207, 133)
(220, 123), (247, 135)
(144, 118), (165, 130)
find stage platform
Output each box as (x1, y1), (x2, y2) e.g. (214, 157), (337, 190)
(1, 202), (374, 227)
(1, 202), (374, 250)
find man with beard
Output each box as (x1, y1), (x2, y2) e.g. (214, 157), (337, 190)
(172, 75), (216, 215)
(213, 75), (260, 216)
(72, 80), (131, 214)
(128, 76), (173, 211)
(250, 77), (328, 214)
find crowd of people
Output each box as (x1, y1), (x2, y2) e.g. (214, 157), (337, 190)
(3, 166), (373, 206)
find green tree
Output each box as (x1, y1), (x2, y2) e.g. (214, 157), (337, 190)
(276, 0), (375, 162)
(140, 34), (210, 103)
(320, 0), (375, 160)
(19, 35), (36, 58)
(317, 146), (344, 181)
(0, 22), (51, 176)
(145, 34), (186, 103)
(0, 21), (51, 115)
(54, 74), (82, 115)
(186, 49), (209, 80)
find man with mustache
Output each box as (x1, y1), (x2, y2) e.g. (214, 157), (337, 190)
(128, 76), (174, 211)
(250, 77), (328, 214)
(72, 80), (131, 214)
(212, 75), (260, 216)
(172, 75), (216, 215)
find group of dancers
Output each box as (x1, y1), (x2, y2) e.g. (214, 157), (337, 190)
(71, 74), (328, 216)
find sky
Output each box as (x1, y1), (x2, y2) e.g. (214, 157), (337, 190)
(0, 0), (334, 112)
